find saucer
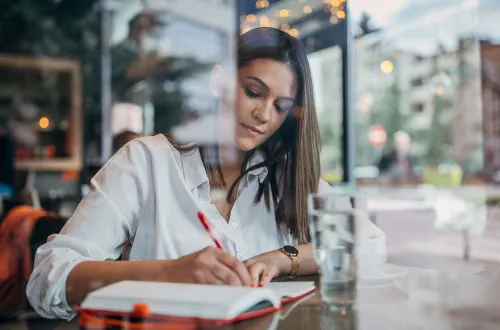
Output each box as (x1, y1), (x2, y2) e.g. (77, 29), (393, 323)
(358, 264), (408, 289)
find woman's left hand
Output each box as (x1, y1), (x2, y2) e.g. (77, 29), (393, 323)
(244, 251), (282, 287)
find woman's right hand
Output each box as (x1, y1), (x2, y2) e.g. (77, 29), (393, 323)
(163, 247), (252, 286)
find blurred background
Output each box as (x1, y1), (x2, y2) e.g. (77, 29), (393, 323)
(0, 0), (499, 297)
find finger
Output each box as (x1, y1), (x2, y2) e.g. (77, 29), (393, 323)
(248, 263), (265, 288)
(217, 253), (251, 286)
(211, 261), (243, 286)
(259, 267), (275, 287)
(192, 269), (219, 285)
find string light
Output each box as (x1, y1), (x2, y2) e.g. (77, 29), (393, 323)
(246, 14), (256, 23)
(329, 16), (339, 24)
(256, 0), (269, 9)
(303, 6), (312, 14)
(278, 9), (290, 18)
(260, 16), (270, 27)
(288, 28), (300, 37)
(241, 26), (251, 35)
(324, 0), (347, 23)
(280, 23), (290, 32)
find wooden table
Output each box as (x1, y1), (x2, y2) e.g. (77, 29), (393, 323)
(2, 266), (500, 330)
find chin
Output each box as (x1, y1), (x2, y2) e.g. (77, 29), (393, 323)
(234, 137), (259, 152)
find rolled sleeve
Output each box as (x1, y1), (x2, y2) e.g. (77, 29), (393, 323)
(26, 140), (151, 320)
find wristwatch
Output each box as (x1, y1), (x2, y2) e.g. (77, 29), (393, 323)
(280, 245), (299, 276)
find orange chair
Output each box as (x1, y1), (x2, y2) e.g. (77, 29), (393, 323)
(0, 206), (55, 316)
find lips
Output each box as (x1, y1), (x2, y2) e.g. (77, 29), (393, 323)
(240, 123), (264, 135)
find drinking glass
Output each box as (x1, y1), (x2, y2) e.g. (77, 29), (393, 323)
(308, 193), (366, 311)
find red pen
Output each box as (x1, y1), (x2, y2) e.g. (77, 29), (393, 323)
(197, 211), (224, 250)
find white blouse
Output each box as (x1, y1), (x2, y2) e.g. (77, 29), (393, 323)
(26, 134), (385, 320)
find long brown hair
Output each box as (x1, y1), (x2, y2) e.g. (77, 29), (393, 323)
(172, 27), (321, 243)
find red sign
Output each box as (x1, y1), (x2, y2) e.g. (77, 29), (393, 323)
(368, 125), (387, 147)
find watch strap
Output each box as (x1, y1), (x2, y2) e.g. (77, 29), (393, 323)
(289, 255), (299, 276)
(281, 246), (299, 276)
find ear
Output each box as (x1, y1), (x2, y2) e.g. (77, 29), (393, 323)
(209, 64), (224, 97)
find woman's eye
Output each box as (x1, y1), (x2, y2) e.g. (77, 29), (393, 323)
(275, 104), (286, 113)
(244, 87), (262, 98)
(275, 102), (293, 114)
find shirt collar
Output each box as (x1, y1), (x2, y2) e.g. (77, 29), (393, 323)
(246, 150), (268, 180)
(180, 149), (268, 191)
(179, 149), (209, 191)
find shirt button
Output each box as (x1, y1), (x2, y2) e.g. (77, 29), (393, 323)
(231, 222), (238, 229)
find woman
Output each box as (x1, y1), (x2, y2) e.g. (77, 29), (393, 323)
(27, 27), (384, 320)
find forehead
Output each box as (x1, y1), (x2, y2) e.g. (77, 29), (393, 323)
(238, 59), (297, 98)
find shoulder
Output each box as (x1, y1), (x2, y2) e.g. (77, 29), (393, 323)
(95, 134), (178, 178)
(118, 134), (179, 161)
(132, 134), (175, 151)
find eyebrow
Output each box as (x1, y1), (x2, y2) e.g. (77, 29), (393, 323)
(246, 76), (295, 102)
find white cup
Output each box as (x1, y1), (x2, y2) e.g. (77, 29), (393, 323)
(357, 234), (387, 276)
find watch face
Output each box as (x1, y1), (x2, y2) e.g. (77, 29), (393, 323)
(283, 245), (299, 255)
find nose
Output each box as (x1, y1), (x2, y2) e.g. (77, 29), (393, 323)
(252, 100), (273, 123)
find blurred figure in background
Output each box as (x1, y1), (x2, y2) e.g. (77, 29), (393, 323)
(111, 12), (162, 99)
(377, 130), (413, 183)
(0, 115), (14, 196)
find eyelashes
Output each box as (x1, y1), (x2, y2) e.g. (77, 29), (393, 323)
(243, 87), (292, 114)
(244, 87), (262, 98)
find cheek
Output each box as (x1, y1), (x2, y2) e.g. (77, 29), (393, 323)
(266, 115), (287, 137)
(235, 93), (255, 118)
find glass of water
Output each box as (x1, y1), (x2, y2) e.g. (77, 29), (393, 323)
(308, 193), (364, 311)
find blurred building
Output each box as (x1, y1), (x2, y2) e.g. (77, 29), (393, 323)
(481, 40), (500, 177)
(354, 35), (483, 173)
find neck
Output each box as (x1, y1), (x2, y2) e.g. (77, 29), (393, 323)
(218, 145), (246, 189)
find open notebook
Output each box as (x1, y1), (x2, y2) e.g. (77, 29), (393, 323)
(78, 280), (315, 322)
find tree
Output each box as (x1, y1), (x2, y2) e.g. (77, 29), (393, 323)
(425, 94), (451, 164)
(370, 82), (406, 149)
(0, 0), (100, 58)
(357, 11), (379, 37)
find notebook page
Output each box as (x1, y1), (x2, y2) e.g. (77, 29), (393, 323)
(81, 281), (280, 319)
(266, 281), (316, 299)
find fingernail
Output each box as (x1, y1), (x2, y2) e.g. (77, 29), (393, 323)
(249, 284), (255, 287)
(258, 283), (264, 288)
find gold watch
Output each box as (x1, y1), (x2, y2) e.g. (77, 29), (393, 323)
(280, 245), (299, 276)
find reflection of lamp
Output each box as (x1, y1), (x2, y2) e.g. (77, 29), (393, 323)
(39, 117), (50, 129)
(429, 72), (453, 96)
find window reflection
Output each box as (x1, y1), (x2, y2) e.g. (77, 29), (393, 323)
(238, 0), (348, 184)
(110, 2), (235, 141)
(353, 0), (489, 185)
